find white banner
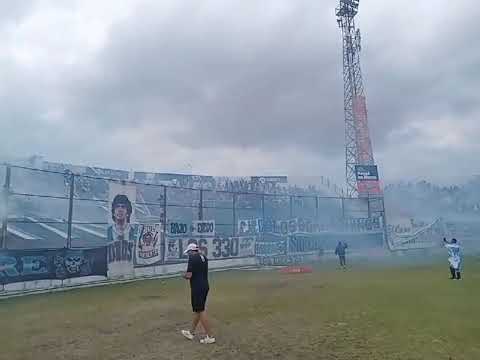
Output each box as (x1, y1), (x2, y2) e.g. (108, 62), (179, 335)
(262, 218), (322, 235)
(255, 240), (287, 256)
(237, 236), (256, 257)
(165, 238), (206, 262)
(135, 224), (162, 266)
(165, 237), (181, 261)
(238, 219), (262, 236)
(167, 221), (189, 236)
(165, 237), (256, 262)
(192, 220), (215, 237)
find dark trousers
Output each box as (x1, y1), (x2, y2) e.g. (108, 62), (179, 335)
(339, 255), (346, 267)
(449, 266), (461, 279)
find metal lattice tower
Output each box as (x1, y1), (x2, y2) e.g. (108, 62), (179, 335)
(336, 0), (375, 197)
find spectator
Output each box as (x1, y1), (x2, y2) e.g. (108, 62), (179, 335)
(335, 241), (348, 269)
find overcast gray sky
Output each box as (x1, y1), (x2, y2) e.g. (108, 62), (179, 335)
(0, 0), (478, 184)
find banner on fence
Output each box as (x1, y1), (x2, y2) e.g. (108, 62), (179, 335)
(165, 237), (256, 262)
(288, 234), (324, 254)
(89, 166), (129, 180)
(250, 176), (288, 184)
(255, 240), (287, 256)
(106, 182), (137, 277)
(0, 248), (107, 285)
(192, 220), (215, 237)
(343, 217), (382, 232)
(262, 218), (321, 235)
(238, 219), (262, 236)
(107, 182), (137, 241)
(168, 221), (190, 236)
(135, 223), (163, 267)
(107, 236), (136, 278)
(257, 254), (312, 266)
(165, 238), (205, 262)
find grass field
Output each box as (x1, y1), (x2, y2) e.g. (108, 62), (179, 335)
(1, 256), (480, 360)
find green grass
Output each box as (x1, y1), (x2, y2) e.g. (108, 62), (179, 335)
(1, 257), (479, 360)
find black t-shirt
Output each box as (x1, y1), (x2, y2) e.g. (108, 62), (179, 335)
(187, 253), (209, 290)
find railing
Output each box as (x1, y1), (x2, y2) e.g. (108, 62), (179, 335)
(0, 163), (387, 297)
(0, 163), (384, 250)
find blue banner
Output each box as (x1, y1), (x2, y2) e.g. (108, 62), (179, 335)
(288, 234), (323, 254)
(0, 247), (107, 285)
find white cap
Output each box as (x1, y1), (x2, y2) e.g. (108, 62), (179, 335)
(184, 243), (199, 254)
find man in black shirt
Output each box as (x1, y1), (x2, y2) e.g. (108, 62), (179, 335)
(335, 241), (348, 268)
(181, 243), (215, 344)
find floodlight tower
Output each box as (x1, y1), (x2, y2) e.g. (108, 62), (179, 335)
(336, 0), (380, 198)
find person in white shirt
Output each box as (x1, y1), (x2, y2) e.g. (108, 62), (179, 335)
(443, 238), (462, 280)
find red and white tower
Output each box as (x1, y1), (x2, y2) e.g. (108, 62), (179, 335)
(336, 0), (381, 198)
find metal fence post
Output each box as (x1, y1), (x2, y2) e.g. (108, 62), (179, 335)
(289, 195), (293, 219)
(198, 189), (203, 220)
(1, 166), (11, 249)
(162, 185), (167, 263)
(380, 197), (388, 247)
(66, 173), (75, 248)
(232, 193), (237, 236)
(367, 196), (371, 219)
(261, 194), (265, 241)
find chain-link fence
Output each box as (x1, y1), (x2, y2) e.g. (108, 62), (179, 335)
(0, 164), (385, 250)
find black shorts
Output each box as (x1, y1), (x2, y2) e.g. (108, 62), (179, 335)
(191, 287), (209, 313)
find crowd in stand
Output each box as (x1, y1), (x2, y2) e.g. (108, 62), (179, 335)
(13, 158), (480, 222)
(4, 160), (384, 234)
(384, 179), (480, 216)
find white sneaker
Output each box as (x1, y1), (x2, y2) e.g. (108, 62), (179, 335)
(200, 335), (216, 344)
(181, 330), (195, 340)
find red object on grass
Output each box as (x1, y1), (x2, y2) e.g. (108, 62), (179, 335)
(279, 266), (313, 274)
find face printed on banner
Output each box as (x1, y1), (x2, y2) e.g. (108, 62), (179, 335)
(135, 224), (162, 265)
(111, 195), (132, 225)
(114, 203), (128, 222)
(107, 192), (136, 243)
(143, 231), (155, 247)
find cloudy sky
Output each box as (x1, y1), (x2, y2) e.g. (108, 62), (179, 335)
(1, 0), (479, 185)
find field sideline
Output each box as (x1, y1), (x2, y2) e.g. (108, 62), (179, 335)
(1, 256), (479, 360)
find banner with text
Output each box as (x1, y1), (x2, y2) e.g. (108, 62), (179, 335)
(238, 219), (263, 236)
(257, 254), (313, 266)
(0, 247), (107, 285)
(263, 218), (323, 235)
(165, 237), (256, 262)
(288, 234), (324, 254)
(192, 220), (215, 237)
(134, 223), (163, 267)
(167, 221), (190, 236)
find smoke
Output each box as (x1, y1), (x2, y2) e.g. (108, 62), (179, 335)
(384, 178), (480, 253)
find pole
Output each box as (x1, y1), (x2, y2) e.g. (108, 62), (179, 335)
(380, 196), (389, 248)
(162, 186), (167, 263)
(289, 195), (293, 219)
(367, 195), (371, 219)
(66, 173), (75, 248)
(232, 193), (237, 236)
(315, 196), (319, 220)
(198, 189), (203, 220)
(261, 194), (265, 241)
(1, 166), (11, 249)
